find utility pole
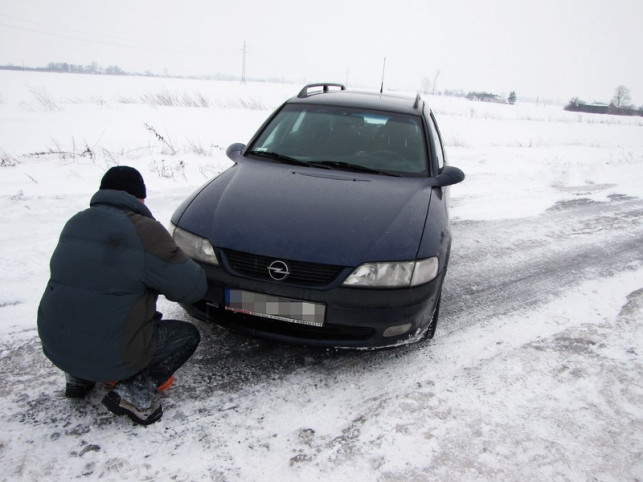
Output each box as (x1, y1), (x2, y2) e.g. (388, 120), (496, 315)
(241, 41), (247, 84)
(432, 69), (440, 95)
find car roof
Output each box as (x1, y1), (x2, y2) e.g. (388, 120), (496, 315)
(287, 83), (428, 116)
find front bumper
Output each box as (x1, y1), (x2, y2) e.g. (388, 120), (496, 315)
(182, 263), (444, 348)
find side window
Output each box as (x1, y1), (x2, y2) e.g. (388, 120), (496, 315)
(427, 112), (445, 171)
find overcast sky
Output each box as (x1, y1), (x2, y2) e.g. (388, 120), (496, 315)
(1, 0), (642, 104)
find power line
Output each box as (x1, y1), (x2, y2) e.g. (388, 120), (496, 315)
(0, 13), (143, 46)
(0, 22), (146, 49)
(0, 15), (237, 55)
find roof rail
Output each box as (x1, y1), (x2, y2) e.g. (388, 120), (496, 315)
(413, 93), (422, 109)
(297, 83), (346, 98)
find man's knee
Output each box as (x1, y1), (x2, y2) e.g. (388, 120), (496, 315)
(185, 322), (200, 352)
(163, 320), (200, 352)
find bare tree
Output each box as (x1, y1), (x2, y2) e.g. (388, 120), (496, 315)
(611, 85), (632, 107)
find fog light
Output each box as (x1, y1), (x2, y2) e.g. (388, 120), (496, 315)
(383, 323), (413, 337)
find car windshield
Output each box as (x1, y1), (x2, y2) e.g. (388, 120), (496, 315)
(247, 104), (428, 176)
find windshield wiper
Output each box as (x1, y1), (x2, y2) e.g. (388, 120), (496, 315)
(246, 152), (399, 176)
(308, 160), (401, 177)
(246, 150), (310, 167)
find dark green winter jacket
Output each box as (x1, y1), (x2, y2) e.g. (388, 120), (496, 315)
(37, 189), (207, 381)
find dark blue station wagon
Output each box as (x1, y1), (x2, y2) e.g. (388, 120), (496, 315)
(170, 83), (464, 348)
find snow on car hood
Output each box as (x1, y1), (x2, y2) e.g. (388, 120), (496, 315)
(177, 159), (433, 266)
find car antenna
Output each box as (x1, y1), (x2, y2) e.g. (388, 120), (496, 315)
(380, 57), (386, 94)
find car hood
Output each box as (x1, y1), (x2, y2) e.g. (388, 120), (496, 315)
(176, 160), (433, 266)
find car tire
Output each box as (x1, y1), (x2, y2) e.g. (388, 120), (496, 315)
(424, 289), (442, 340)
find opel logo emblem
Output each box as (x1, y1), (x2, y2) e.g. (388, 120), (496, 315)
(268, 260), (290, 281)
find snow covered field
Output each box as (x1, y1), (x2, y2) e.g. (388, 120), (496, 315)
(0, 70), (641, 481)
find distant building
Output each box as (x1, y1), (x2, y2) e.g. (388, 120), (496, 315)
(565, 101), (609, 114)
(564, 99), (641, 117)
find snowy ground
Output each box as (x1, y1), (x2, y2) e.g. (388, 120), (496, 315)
(0, 71), (642, 481)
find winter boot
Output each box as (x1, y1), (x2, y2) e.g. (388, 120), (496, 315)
(157, 375), (174, 392)
(102, 390), (163, 425)
(107, 375), (174, 392)
(64, 373), (95, 399)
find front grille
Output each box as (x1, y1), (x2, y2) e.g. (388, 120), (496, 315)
(222, 249), (344, 286)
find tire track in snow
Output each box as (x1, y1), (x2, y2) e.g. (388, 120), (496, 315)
(440, 196), (643, 336)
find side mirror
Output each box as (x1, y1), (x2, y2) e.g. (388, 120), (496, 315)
(435, 166), (465, 187)
(226, 143), (246, 163)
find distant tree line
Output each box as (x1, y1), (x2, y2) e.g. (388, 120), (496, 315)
(565, 86), (642, 117)
(0, 62), (253, 82)
(466, 91), (505, 103)
(464, 91), (517, 105)
(45, 62), (125, 75)
(0, 62), (127, 75)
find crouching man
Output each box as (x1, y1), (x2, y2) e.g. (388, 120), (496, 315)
(38, 166), (207, 425)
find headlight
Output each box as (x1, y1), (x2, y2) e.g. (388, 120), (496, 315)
(171, 224), (219, 266)
(342, 257), (438, 287)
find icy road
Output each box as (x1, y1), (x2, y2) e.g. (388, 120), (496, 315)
(0, 72), (641, 480)
(2, 193), (641, 481)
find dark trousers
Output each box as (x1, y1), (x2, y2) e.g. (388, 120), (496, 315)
(67, 319), (200, 406)
(137, 319), (201, 387)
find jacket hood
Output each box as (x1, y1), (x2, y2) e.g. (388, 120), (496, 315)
(177, 160), (433, 266)
(90, 189), (154, 219)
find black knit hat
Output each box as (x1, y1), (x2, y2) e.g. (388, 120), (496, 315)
(99, 166), (146, 199)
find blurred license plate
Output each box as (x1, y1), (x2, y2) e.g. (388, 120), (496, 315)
(224, 288), (325, 327)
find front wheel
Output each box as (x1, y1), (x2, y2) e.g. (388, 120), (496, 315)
(424, 290), (442, 340)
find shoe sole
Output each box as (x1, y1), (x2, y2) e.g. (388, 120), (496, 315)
(102, 393), (163, 426)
